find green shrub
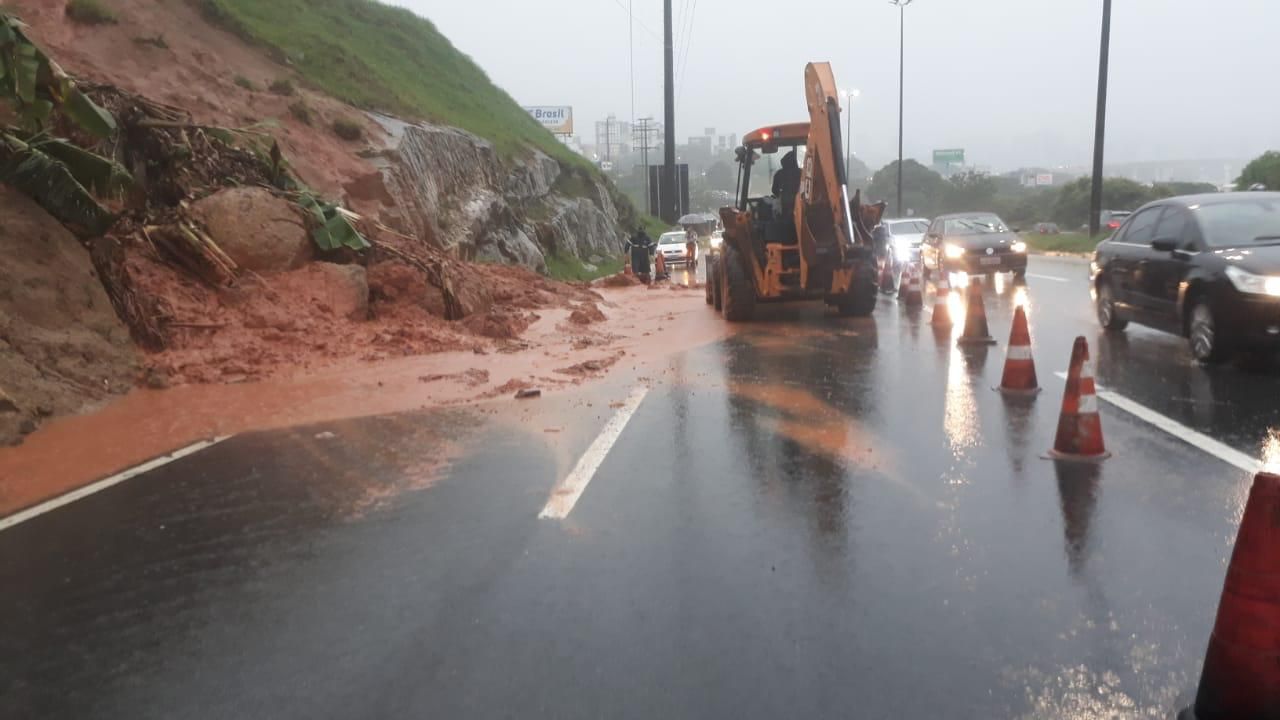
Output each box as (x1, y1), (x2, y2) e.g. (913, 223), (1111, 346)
(233, 75), (256, 91)
(132, 34), (168, 49)
(65, 0), (117, 25)
(288, 101), (312, 125)
(269, 78), (296, 96)
(331, 118), (362, 142)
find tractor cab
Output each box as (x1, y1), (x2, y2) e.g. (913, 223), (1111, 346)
(731, 123), (809, 256)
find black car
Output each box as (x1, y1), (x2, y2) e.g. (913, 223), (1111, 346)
(921, 212), (1029, 279)
(1092, 192), (1280, 362)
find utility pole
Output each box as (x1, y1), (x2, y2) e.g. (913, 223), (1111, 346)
(662, 0), (677, 223)
(1088, 0), (1113, 238)
(892, 0), (913, 218)
(634, 117), (656, 214)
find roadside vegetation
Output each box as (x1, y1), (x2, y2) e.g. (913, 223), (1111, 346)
(197, 0), (579, 166)
(1021, 232), (1098, 255)
(544, 252), (624, 282)
(65, 0), (117, 25)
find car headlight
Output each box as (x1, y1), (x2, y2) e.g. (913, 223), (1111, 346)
(894, 237), (914, 257)
(944, 243), (965, 260)
(710, 235), (723, 248)
(1225, 265), (1280, 296)
(1011, 241), (1027, 253)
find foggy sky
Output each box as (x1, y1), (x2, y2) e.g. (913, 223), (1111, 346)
(395, 0), (1278, 172)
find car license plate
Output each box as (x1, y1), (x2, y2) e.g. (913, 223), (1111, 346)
(979, 256), (1002, 267)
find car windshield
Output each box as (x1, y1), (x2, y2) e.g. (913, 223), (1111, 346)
(1193, 200), (1280, 247)
(889, 221), (929, 234)
(944, 215), (1008, 235)
(659, 233), (686, 245)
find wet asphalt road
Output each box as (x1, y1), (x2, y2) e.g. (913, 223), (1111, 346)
(2, 256), (1277, 718)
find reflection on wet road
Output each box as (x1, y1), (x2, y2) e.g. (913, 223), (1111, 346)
(1, 257), (1274, 718)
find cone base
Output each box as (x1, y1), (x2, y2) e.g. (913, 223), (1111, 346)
(995, 385), (1042, 396)
(1042, 449), (1111, 462)
(957, 336), (997, 346)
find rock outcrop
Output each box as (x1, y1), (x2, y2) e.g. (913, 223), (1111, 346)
(368, 115), (624, 273)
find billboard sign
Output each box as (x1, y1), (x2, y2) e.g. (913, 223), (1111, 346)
(1036, 173), (1054, 186)
(524, 106), (573, 135)
(932, 148), (965, 165)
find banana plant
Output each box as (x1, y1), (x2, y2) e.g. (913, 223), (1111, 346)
(1, 10), (131, 235)
(1, 11), (117, 137)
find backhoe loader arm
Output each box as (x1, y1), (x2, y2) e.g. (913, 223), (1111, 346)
(794, 62), (860, 262)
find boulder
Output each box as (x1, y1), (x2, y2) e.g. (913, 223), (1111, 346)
(306, 263), (369, 321)
(190, 187), (312, 272)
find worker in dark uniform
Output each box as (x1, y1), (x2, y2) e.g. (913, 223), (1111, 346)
(627, 226), (655, 283)
(772, 150), (801, 213)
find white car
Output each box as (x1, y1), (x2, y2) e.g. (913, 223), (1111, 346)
(884, 218), (930, 267)
(657, 231), (697, 267)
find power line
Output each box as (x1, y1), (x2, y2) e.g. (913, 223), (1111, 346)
(675, 0), (698, 105)
(609, 0), (661, 42)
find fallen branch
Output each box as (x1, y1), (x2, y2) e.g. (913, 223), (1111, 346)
(377, 243), (465, 321)
(88, 236), (166, 351)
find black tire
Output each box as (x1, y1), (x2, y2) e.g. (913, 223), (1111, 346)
(837, 266), (878, 317)
(709, 257), (723, 312)
(1189, 299), (1230, 364)
(1012, 268), (1027, 283)
(721, 246), (755, 322)
(704, 270), (714, 304)
(1095, 279), (1128, 332)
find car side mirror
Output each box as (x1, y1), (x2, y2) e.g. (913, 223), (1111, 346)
(1151, 237), (1178, 252)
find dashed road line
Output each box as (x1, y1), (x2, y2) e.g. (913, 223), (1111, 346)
(1053, 371), (1257, 473)
(0, 436), (232, 532)
(539, 386), (650, 520)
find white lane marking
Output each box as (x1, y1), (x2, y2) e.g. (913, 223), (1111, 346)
(1053, 371), (1258, 473)
(0, 436), (233, 532)
(539, 386), (650, 520)
(1027, 273), (1070, 283)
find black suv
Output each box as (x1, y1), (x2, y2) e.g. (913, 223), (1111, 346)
(1092, 192), (1280, 363)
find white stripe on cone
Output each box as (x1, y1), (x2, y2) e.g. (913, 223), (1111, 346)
(1079, 394), (1099, 414)
(1006, 345), (1033, 361)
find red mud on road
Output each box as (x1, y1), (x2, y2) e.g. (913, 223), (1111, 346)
(0, 284), (727, 516)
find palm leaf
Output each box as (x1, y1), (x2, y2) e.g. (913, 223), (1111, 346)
(61, 85), (116, 138)
(1, 132), (115, 236)
(32, 136), (134, 195)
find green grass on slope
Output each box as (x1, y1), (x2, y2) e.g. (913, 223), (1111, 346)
(199, 0), (580, 165)
(544, 252), (624, 282)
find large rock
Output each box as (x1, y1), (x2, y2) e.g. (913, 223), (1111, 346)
(0, 187), (139, 445)
(305, 263), (369, 321)
(190, 187), (312, 272)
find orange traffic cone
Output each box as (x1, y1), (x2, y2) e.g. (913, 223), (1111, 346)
(900, 263), (923, 306)
(624, 256), (633, 277)
(997, 305), (1040, 395)
(1180, 470), (1280, 720)
(957, 277), (996, 346)
(654, 251), (666, 278)
(1046, 336), (1108, 460)
(930, 271), (952, 329)
(879, 256), (895, 294)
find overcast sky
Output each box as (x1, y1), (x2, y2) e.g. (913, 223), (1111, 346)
(395, 0), (1278, 172)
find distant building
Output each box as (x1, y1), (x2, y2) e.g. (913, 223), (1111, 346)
(593, 115), (632, 161)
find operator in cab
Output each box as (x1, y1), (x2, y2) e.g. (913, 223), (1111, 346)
(772, 150), (801, 214)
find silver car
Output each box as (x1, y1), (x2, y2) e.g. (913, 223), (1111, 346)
(657, 231), (697, 267)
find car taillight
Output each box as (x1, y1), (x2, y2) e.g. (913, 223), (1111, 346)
(1107, 222), (1120, 229)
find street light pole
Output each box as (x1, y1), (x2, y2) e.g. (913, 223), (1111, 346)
(842, 89), (859, 180)
(1088, 0), (1113, 238)
(891, 0), (913, 217)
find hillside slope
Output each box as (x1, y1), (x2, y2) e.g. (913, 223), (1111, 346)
(199, 0), (575, 164)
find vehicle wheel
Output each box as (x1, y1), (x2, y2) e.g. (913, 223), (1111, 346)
(721, 245), (755, 322)
(837, 265), (879, 317)
(1189, 300), (1230, 364)
(1012, 268), (1027, 283)
(705, 270), (714, 304)
(1095, 280), (1128, 331)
